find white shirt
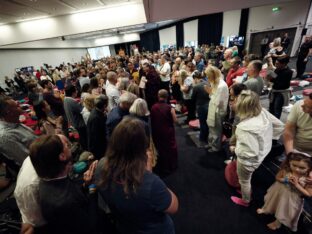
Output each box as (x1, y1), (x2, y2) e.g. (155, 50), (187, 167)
(106, 83), (120, 112)
(207, 79), (229, 127)
(14, 157), (46, 226)
(40, 75), (52, 82)
(235, 109), (284, 168)
(79, 76), (90, 88)
(159, 62), (171, 82)
(81, 107), (91, 125)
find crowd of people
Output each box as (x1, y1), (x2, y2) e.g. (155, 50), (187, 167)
(0, 34), (311, 233)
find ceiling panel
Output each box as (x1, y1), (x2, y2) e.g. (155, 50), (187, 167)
(0, 0), (140, 24)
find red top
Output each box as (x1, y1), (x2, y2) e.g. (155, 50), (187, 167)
(226, 67), (246, 87)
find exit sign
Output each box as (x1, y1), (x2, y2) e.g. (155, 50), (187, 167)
(272, 7), (280, 12)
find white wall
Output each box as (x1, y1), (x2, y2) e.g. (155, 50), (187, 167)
(184, 20), (198, 44)
(222, 10), (241, 47)
(159, 26), (176, 47)
(0, 49), (87, 84)
(246, 0), (311, 56)
(0, 2), (146, 46)
(0, 38), (94, 49)
(305, 2), (312, 35)
(0, 33), (140, 49)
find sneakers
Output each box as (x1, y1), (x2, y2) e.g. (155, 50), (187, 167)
(231, 196), (249, 207)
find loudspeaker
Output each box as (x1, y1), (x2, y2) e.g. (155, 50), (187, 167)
(301, 28), (307, 36)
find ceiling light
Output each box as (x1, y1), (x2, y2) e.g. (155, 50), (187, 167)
(16, 16), (49, 23)
(96, 0), (105, 5)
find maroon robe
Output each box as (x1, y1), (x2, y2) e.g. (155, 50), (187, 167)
(151, 101), (178, 176)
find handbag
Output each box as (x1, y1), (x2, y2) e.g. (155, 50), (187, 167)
(224, 160), (240, 189)
(222, 120), (233, 138)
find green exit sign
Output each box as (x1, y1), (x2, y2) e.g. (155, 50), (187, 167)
(272, 7), (280, 12)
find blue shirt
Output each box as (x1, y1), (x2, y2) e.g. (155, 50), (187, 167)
(106, 106), (129, 137)
(96, 166), (174, 234)
(196, 60), (205, 73)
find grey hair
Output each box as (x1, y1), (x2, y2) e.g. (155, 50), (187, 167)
(129, 98), (150, 117)
(119, 91), (137, 105)
(118, 78), (130, 91)
(107, 71), (117, 82)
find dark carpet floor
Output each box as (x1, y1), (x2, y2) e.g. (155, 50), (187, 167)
(162, 125), (303, 234)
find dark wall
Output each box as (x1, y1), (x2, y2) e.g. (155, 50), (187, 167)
(249, 27), (297, 56)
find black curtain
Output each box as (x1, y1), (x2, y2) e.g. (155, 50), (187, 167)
(239, 8), (249, 47)
(140, 30), (160, 52)
(176, 21), (184, 49)
(114, 43), (126, 55)
(198, 13), (223, 46)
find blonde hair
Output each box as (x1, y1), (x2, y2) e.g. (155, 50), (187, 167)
(235, 90), (262, 120)
(127, 83), (140, 97)
(273, 37), (281, 47)
(204, 65), (221, 92)
(83, 94), (96, 111)
(179, 69), (188, 85)
(129, 98), (150, 117)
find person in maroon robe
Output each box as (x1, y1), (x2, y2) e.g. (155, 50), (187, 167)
(142, 63), (161, 110)
(151, 89), (178, 176)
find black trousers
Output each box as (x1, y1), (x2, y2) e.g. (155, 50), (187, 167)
(160, 81), (171, 100)
(76, 126), (88, 150)
(296, 56), (308, 78)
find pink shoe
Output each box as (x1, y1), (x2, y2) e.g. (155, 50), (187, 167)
(231, 196), (249, 207)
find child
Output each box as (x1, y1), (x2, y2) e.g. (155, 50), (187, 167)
(257, 150), (312, 231)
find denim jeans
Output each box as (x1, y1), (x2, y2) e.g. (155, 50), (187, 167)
(197, 104), (209, 142)
(269, 92), (284, 119)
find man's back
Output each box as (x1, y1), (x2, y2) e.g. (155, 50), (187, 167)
(40, 177), (96, 233)
(244, 76), (264, 96)
(63, 97), (85, 129)
(87, 109), (107, 159)
(287, 100), (312, 154)
(106, 106), (128, 137)
(106, 83), (120, 112)
(0, 121), (36, 165)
